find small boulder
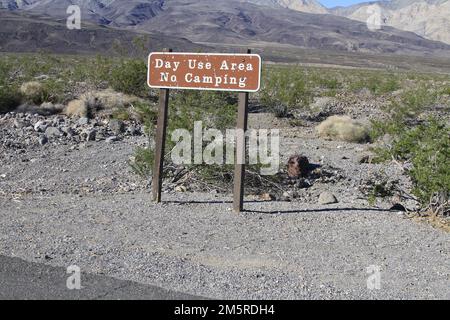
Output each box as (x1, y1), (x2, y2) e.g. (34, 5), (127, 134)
(175, 185), (187, 192)
(358, 154), (373, 164)
(259, 193), (276, 201)
(38, 135), (48, 145)
(78, 117), (89, 126)
(318, 191), (338, 205)
(85, 129), (96, 141)
(105, 136), (118, 143)
(44, 126), (62, 139)
(33, 120), (48, 133)
(287, 155), (310, 178)
(108, 119), (125, 135)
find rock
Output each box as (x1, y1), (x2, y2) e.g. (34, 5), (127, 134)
(287, 155), (310, 178)
(318, 191), (338, 205)
(109, 119), (125, 135)
(175, 185), (187, 192)
(34, 75), (49, 81)
(61, 127), (76, 137)
(358, 154), (373, 164)
(38, 135), (48, 145)
(128, 125), (140, 136)
(259, 193), (275, 201)
(296, 178), (311, 189)
(13, 119), (26, 129)
(78, 117), (89, 126)
(281, 191), (292, 201)
(86, 129), (96, 141)
(105, 136), (118, 143)
(33, 120), (48, 133)
(44, 126), (62, 138)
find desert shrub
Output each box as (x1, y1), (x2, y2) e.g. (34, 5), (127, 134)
(316, 115), (370, 143)
(65, 99), (88, 117)
(317, 77), (341, 90)
(273, 104), (289, 118)
(370, 84), (448, 211)
(0, 85), (21, 113)
(132, 101), (157, 135)
(374, 118), (449, 209)
(371, 87), (438, 140)
(260, 67), (312, 112)
(130, 90), (238, 177)
(19, 81), (47, 104)
(129, 147), (155, 179)
(19, 79), (65, 105)
(110, 59), (147, 97)
(440, 86), (450, 95)
(349, 73), (400, 95)
(65, 89), (143, 118)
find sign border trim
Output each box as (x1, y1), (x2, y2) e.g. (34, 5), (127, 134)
(147, 52), (262, 93)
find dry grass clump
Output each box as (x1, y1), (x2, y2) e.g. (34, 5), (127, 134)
(316, 115), (370, 143)
(64, 88), (142, 118)
(65, 99), (88, 117)
(19, 81), (47, 104)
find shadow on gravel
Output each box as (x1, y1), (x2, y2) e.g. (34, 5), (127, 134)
(246, 207), (391, 215)
(165, 200), (391, 215)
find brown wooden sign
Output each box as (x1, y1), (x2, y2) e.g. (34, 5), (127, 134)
(148, 52), (261, 92)
(148, 49), (258, 212)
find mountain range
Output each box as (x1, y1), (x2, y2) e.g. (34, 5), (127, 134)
(0, 0), (449, 56)
(331, 0), (450, 45)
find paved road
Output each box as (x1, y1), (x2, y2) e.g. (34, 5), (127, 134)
(0, 255), (200, 300)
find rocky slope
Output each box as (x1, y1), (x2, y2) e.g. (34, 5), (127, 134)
(1, 0), (450, 56)
(0, 10), (206, 54)
(245, 0), (328, 13)
(2, 0), (449, 45)
(331, 0), (450, 45)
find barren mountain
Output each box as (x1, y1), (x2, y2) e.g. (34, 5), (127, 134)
(243, 0), (328, 13)
(331, 0), (450, 44)
(0, 10), (206, 54)
(1, 0), (450, 56)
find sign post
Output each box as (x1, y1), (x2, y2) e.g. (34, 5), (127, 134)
(233, 49), (251, 212)
(148, 49), (261, 211)
(152, 48), (172, 203)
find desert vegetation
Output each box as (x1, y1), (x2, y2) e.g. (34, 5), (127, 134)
(0, 53), (449, 224)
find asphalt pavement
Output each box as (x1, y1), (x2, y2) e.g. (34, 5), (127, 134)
(0, 255), (200, 300)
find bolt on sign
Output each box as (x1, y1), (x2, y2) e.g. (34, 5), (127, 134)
(148, 50), (262, 212)
(148, 52), (261, 92)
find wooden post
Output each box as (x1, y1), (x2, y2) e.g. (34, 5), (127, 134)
(152, 48), (172, 203)
(233, 49), (251, 212)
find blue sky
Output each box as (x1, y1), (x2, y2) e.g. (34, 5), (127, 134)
(319, 0), (371, 8)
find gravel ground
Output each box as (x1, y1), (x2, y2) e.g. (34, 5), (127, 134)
(0, 112), (448, 299)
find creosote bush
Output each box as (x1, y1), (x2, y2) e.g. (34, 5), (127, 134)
(374, 118), (449, 208)
(110, 59), (148, 97)
(260, 67), (312, 112)
(129, 90), (238, 178)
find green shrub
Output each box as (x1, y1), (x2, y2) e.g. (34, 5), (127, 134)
(260, 67), (312, 111)
(374, 118), (449, 207)
(110, 59), (148, 97)
(133, 101), (157, 135)
(129, 147), (155, 179)
(349, 73), (400, 95)
(440, 87), (450, 95)
(371, 87), (438, 141)
(130, 90), (237, 178)
(0, 85), (21, 113)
